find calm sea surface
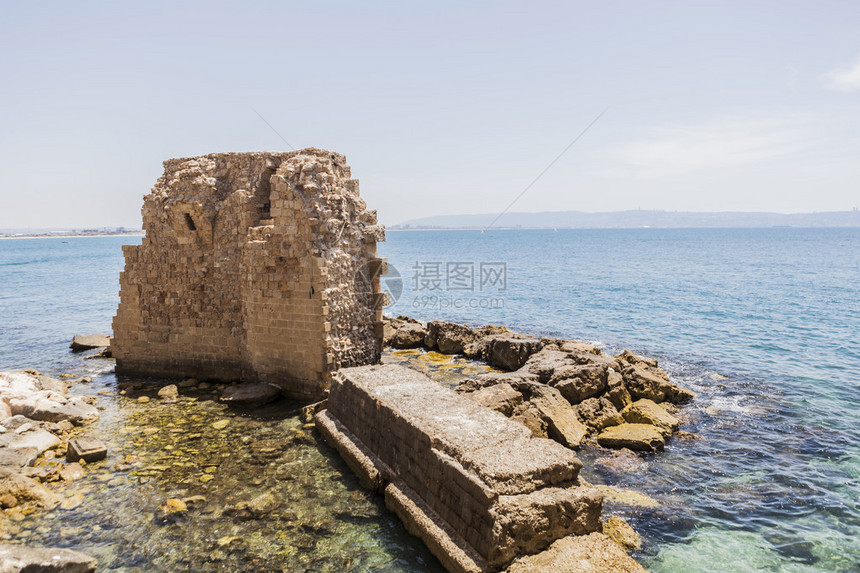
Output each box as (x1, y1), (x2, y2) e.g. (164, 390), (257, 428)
(1, 228), (858, 572)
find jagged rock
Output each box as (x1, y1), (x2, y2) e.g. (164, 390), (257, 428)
(382, 321), (397, 344)
(506, 532), (647, 573)
(69, 334), (111, 352)
(83, 347), (112, 360)
(510, 401), (549, 438)
(157, 384), (179, 402)
(485, 337), (544, 370)
(0, 468), (60, 509)
(549, 363), (608, 404)
(621, 399), (679, 436)
(0, 449), (38, 468)
(458, 372), (539, 394)
(220, 383), (281, 406)
(560, 341), (602, 355)
(597, 423), (665, 452)
(0, 401), (9, 423)
(602, 515), (642, 550)
(604, 367), (632, 410)
(615, 349), (660, 370)
(0, 544), (97, 572)
(424, 321), (479, 354)
(576, 397), (624, 431)
(0, 426), (61, 457)
(466, 383), (523, 416)
(66, 438), (107, 463)
(390, 323), (427, 348)
(622, 365), (695, 404)
(518, 349), (576, 383)
(8, 395), (99, 424)
(0, 371), (64, 400)
(384, 316), (422, 345)
(527, 385), (588, 449)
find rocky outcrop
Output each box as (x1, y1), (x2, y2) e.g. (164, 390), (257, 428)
(391, 323), (427, 349)
(505, 532), (647, 573)
(466, 383), (523, 416)
(0, 370), (102, 521)
(484, 337), (544, 370)
(597, 423), (666, 452)
(425, 321), (480, 354)
(386, 316), (696, 456)
(576, 397), (624, 431)
(602, 515), (642, 551)
(621, 399), (679, 435)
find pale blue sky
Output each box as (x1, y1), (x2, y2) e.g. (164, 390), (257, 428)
(1, 1), (859, 228)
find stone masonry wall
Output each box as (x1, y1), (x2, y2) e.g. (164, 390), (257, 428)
(112, 148), (384, 399)
(316, 364), (603, 572)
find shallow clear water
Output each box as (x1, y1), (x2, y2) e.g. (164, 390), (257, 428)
(1, 229), (858, 571)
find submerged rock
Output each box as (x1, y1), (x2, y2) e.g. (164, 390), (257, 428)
(594, 485), (659, 508)
(0, 543), (97, 572)
(597, 423), (666, 452)
(157, 384), (179, 402)
(220, 383), (281, 407)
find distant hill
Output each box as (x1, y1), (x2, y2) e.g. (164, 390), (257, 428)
(393, 210), (860, 229)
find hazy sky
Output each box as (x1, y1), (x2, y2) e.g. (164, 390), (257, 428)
(1, 1), (859, 229)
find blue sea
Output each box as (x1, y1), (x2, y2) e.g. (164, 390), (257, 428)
(1, 228), (858, 572)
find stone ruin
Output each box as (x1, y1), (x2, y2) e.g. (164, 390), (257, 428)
(112, 149), (648, 572)
(112, 148), (385, 399)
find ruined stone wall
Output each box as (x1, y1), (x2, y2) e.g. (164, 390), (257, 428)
(112, 148), (384, 399)
(316, 365), (603, 572)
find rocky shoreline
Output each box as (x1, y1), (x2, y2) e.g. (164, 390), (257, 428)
(0, 320), (700, 571)
(385, 316), (697, 453)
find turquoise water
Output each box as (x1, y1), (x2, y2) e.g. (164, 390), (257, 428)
(1, 229), (858, 571)
(380, 228), (860, 572)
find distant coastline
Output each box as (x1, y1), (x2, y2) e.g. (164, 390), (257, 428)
(393, 209), (860, 230)
(0, 231), (143, 240)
